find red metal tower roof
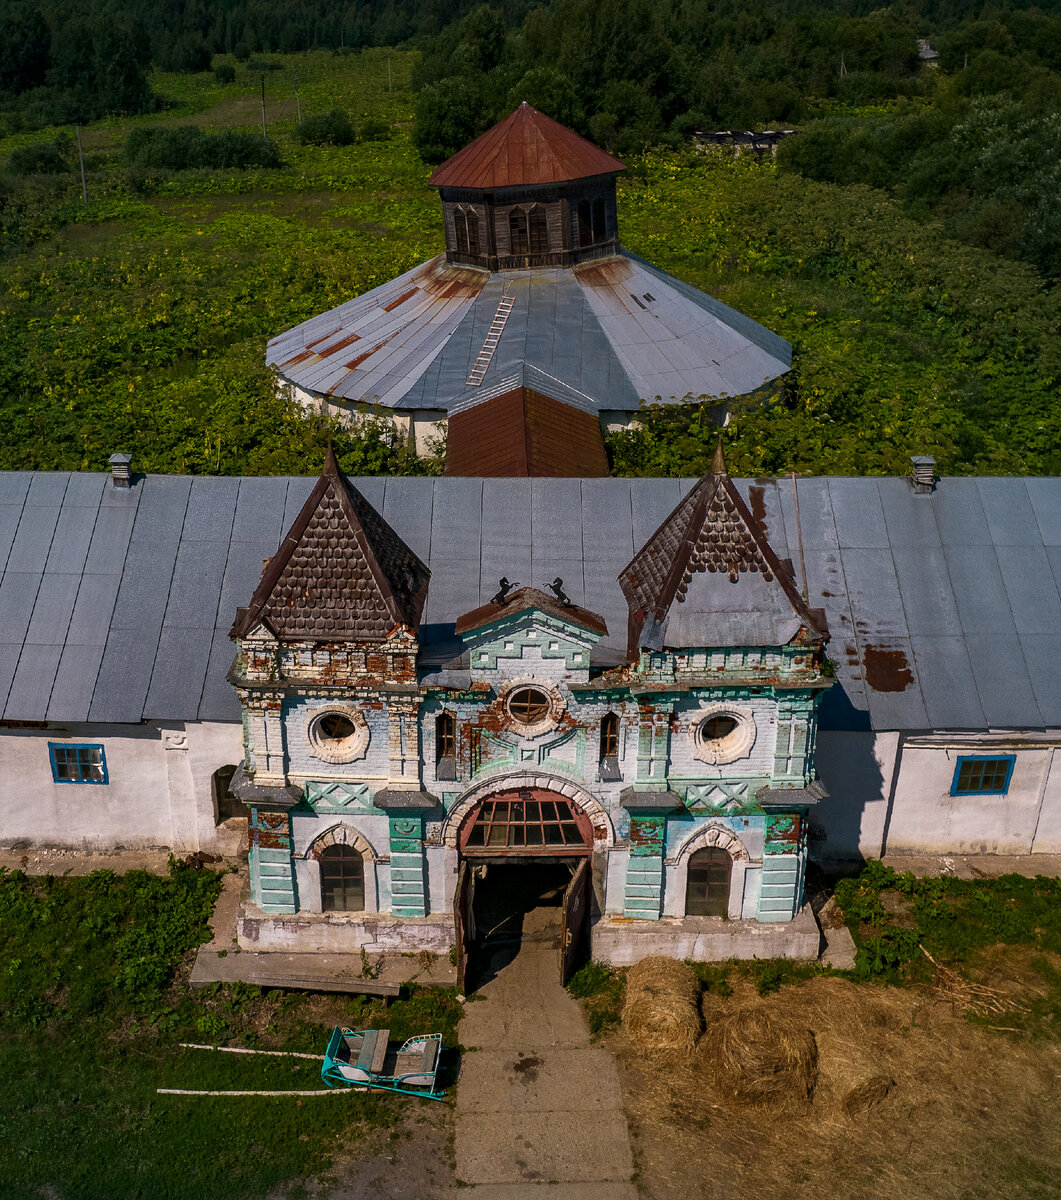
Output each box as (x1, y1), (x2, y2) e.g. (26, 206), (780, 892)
(428, 103), (626, 190)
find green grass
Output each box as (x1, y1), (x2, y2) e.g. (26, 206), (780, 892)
(0, 865), (462, 1200)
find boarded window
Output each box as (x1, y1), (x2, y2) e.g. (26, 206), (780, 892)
(509, 208), (529, 255)
(320, 845), (365, 912)
(593, 198), (607, 241)
(454, 209), (469, 254)
(686, 847), (731, 916)
(577, 199), (592, 246)
(529, 205), (549, 253)
(466, 208), (481, 256)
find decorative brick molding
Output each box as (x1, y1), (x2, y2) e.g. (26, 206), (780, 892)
(302, 822), (378, 861)
(441, 770), (614, 847)
(690, 703), (757, 766)
(673, 821), (751, 864)
(304, 703), (369, 765)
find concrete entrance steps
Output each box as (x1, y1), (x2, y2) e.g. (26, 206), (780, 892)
(454, 907), (637, 1197)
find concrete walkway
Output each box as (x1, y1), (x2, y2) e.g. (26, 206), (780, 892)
(455, 907), (637, 1198)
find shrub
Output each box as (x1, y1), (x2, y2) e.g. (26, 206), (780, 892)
(125, 125), (281, 171)
(295, 108), (356, 146)
(214, 63), (236, 85)
(358, 116), (391, 142)
(8, 137), (70, 175)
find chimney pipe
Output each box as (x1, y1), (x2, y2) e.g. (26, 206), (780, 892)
(108, 453), (133, 488)
(909, 455), (936, 494)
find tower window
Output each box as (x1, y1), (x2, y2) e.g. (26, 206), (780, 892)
(577, 199), (592, 246)
(454, 208), (469, 254)
(509, 208), (529, 255)
(436, 712), (457, 781)
(528, 205), (549, 254)
(592, 197), (607, 241)
(599, 712), (621, 782)
(466, 208), (481, 256)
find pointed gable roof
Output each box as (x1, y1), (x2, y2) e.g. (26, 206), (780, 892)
(455, 586), (608, 640)
(618, 444), (826, 656)
(230, 448), (429, 642)
(428, 103), (626, 190)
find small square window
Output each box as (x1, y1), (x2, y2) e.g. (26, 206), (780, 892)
(49, 743), (108, 785)
(951, 755), (1014, 796)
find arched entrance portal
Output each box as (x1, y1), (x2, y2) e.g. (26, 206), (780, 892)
(453, 788), (593, 989)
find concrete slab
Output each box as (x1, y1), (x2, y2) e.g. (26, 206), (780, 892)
(881, 852), (1061, 879)
(457, 1048), (623, 1113)
(819, 923), (857, 970)
(460, 1187), (639, 1200)
(455, 1109), (634, 1186)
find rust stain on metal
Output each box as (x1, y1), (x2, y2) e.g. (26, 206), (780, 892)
(343, 332), (401, 373)
(317, 332), (362, 359)
(382, 286), (420, 312)
(574, 256), (632, 288)
(305, 328), (342, 351)
(748, 485), (767, 534)
(862, 645), (913, 693)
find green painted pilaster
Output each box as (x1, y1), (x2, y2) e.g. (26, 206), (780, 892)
(389, 814), (427, 917)
(249, 808), (297, 914)
(624, 813), (667, 919)
(757, 811), (805, 922)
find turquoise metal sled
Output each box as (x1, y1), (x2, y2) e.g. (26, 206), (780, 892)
(321, 1027), (445, 1101)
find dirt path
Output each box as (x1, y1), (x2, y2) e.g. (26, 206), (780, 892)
(454, 906), (637, 1198)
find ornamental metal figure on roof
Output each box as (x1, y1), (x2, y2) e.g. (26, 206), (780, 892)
(267, 105), (793, 474)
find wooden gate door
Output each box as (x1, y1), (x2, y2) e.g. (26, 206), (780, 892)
(453, 861), (474, 993)
(559, 857), (591, 986)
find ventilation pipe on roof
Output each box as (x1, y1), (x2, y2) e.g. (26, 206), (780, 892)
(108, 453), (133, 487)
(910, 455), (936, 494)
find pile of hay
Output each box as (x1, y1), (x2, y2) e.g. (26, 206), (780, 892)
(697, 1003), (818, 1105)
(621, 957), (702, 1057)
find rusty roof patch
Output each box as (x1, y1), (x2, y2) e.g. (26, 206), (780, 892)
(383, 286), (420, 313)
(862, 645), (914, 693)
(429, 103), (626, 190)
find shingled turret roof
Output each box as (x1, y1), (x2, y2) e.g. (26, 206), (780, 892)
(429, 102), (626, 190)
(618, 444), (826, 656)
(230, 447), (429, 642)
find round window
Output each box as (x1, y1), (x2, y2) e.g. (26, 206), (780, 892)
(507, 686), (551, 727)
(306, 706), (368, 764)
(692, 706), (756, 765)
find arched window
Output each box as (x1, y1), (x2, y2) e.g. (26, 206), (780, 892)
(466, 208), (481, 256)
(320, 845), (365, 912)
(528, 205), (549, 254)
(212, 764), (247, 822)
(592, 198), (607, 242)
(577, 199), (593, 246)
(509, 208), (529, 255)
(599, 712), (621, 782)
(454, 208), (469, 254)
(686, 847), (731, 917)
(436, 712), (456, 781)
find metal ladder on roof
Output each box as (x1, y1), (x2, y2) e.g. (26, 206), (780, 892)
(466, 293), (514, 386)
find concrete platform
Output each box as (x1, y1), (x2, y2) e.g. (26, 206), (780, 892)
(591, 902), (821, 965)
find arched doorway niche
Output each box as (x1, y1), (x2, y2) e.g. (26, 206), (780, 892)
(296, 823), (381, 916)
(668, 823), (751, 921)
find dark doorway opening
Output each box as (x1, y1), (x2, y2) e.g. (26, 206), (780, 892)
(464, 860), (578, 988)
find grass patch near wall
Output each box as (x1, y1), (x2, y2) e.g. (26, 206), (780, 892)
(0, 865), (462, 1200)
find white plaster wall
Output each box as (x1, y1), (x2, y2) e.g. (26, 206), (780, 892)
(1032, 749), (1061, 852)
(813, 731), (899, 863)
(0, 721), (241, 853)
(885, 743), (1053, 856)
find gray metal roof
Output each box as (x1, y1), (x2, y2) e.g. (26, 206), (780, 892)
(0, 472), (1058, 732)
(266, 251), (792, 414)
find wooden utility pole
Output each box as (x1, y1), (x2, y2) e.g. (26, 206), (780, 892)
(294, 77), (301, 124)
(260, 74), (267, 139)
(74, 124), (87, 202)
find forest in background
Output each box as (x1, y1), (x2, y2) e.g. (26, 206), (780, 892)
(0, 5), (1059, 478)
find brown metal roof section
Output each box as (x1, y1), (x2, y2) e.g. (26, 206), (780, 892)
(618, 443), (826, 656)
(230, 447), (429, 642)
(429, 103), (626, 190)
(455, 585), (608, 639)
(444, 387), (610, 478)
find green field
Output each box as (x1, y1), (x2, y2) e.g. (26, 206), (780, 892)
(1, 48), (1058, 478)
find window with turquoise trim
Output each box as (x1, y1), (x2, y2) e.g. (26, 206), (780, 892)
(951, 755), (1015, 796)
(49, 743), (107, 784)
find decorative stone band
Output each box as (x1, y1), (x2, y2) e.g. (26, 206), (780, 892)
(230, 764), (303, 811)
(301, 822), (379, 861)
(441, 770), (614, 848)
(672, 821), (751, 865)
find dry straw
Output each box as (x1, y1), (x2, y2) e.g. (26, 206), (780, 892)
(697, 1003), (818, 1105)
(621, 956), (702, 1057)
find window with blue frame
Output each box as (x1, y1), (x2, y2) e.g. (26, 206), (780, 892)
(950, 755), (1014, 796)
(49, 743), (108, 785)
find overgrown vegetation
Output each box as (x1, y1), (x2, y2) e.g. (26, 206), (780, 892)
(0, 863), (462, 1200)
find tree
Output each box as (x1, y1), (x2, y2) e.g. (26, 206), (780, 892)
(413, 75), (490, 163)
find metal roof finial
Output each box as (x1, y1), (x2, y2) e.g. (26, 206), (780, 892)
(322, 442), (340, 477)
(710, 439), (727, 477)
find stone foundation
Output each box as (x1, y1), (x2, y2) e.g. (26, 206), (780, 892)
(237, 906), (457, 955)
(590, 903), (821, 965)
